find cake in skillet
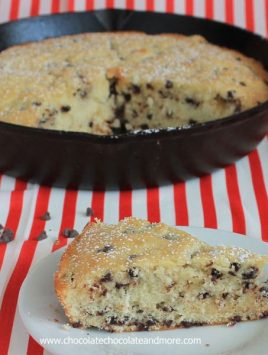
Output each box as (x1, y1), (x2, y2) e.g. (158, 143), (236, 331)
(55, 218), (268, 332)
(0, 32), (267, 135)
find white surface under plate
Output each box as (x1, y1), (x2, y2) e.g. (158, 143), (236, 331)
(18, 226), (268, 355)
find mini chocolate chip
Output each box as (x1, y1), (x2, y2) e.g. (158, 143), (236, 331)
(100, 272), (113, 283)
(181, 321), (204, 328)
(140, 124), (149, 130)
(0, 228), (14, 244)
(32, 101), (42, 106)
(146, 83), (154, 90)
(211, 268), (223, 281)
(242, 266), (258, 279)
(109, 316), (118, 325)
(115, 105), (125, 119)
(197, 292), (210, 300)
(137, 309), (144, 313)
(147, 113), (153, 120)
(132, 109), (138, 118)
(115, 282), (129, 289)
(97, 245), (114, 253)
(88, 121), (93, 128)
(109, 78), (117, 96)
(36, 230), (48, 241)
(188, 119), (197, 124)
(259, 286), (268, 297)
(86, 207), (94, 217)
(222, 292), (229, 299)
(128, 267), (139, 278)
(163, 320), (173, 327)
(72, 322), (81, 328)
(40, 212), (51, 221)
(146, 319), (157, 326)
(61, 105), (71, 113)
(230, 315), (241, 323)
(239, 81), (246, 86)
(261, 311), (268, 318)
(230, 262), (241, 272)
(62, 228), (79, 238)
(228, 271), (236, 276)
(131, 84), (141, 94)
(123, 93), (131, 102)
(227, 90), (235, 99)
(165, 80), (173, 89)
(185, 97), (200, 107)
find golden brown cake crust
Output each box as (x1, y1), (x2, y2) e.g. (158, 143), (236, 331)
(0, 32), (267, 135)
(55, 218), (268, 332)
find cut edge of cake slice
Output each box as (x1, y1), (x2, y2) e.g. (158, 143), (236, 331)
(55, 218), (268, 332)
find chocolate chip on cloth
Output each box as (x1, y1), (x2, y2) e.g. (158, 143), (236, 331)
(36, 230), (48, 241)
(86, 207), (94, 217)
(39, 211), (51, 221)
(0, 228), (14, 244)
(63, 228), (79, 238)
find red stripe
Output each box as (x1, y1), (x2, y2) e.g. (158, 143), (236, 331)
(225, 0), (234, 24)
(147, 187), (160, 222)
(200, 175), (217, 229)
(146, 0), (154, 11)
(27, 337), (43, 355)
(166, 0), (174, 13)
(265, 0), (268, 37)
(173, 182), (188, 226)
(90, 191), (105, 222)
(225, 165), (246, 235)
(30, 0), (40, 16)
(0, 186), (51, 355)
(9, 0), (20, 20)
(185, 0), (194, 15)
(51, 0), (60, 13)
(248, 151), (268, 242)
(68, 0), (75, 12)
(0, 180), (27, 271)
(245, 0), (255, 32)
(106, 0), (114, 9)
(119, 190), (132, 220)
(205, 0), (214, 19)
(52, 190), (78, 252)
(86, 0), (94, 10)
(126, 0), (135, 10)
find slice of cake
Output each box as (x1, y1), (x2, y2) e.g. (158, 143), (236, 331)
(54, 218), (268, 332)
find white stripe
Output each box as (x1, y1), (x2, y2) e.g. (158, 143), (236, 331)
(236, 156), (262, 240)
(212, 169), (233, 232)
(159, 185), (175, 225)
(257, 138), (268, 192)
(93, 0), (106, 10)
(74, 0), (86, 11)
(185, 178), (204, 227)
(8, 306), (29, 355)
(132, 188), (147, 219)
(60, 0), (69, 12)
(0, 175), (16, 191)
(103, 191), (119, 223)
(233, 0), (246, 28)
(253, 0), (266, 36)
(214, 0), (225, 23)
(40, 0), (52, 14)
(194, 0), (205, 18)
(114, 0), (127, 9)
(18, 0), (31, 18)
(0, 0), (11, 23)
(154, 0), (166, 12)
(135, 0), (146, 11)
(174, 0), (185, 14)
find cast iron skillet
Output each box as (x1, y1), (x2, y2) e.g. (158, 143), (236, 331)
(0, 9), (267, 189)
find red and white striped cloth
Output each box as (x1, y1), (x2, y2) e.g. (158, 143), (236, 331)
(0, 1), (267, 354)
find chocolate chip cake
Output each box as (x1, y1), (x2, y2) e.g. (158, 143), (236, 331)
(0, 32), (267, 135)
(55, 218), (268, 332)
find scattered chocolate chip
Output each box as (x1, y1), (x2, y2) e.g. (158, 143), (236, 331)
(242, 266), (258, 279)
(147, 113), (153, 120)
(185, 97), (200, 107)
(100, 272), (113, 283)
(61, 105), (71, 113)
(222, 292), (229, 299)
(97, 245), (114, 253)
(62, 228), (79, 238)
(165, 80), (173, 89)
(239, 81), (246, 86)
(86, 207), (94, 217)
(181, 321), (204, 328)
(230, 262), (241, 272)
(140, 124), (149, 130)
(259, 286), (268, 297)
(0, 228), (14, 244)
(128, 267), (139, 278)
(36, 230), (48, 241)
(40, 212), (51, 221)
(131, 84), (141, 94)
(211, 268), (223, 281)
(197, 292), (210, 300)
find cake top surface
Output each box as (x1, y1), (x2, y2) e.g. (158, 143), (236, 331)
(57, 218), (268, 286)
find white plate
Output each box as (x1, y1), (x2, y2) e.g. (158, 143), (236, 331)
(19, 227), (268, 355)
